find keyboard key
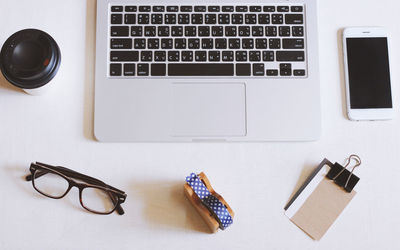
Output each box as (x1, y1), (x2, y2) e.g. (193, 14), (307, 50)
(185, 26), (197, 36)
(255, 39), (268, 49)
(175, 38), (186, 49)
(151, 14), (163, 24)
(169, 63), (234, 76)
(125, 14), (136, 24)
(232, 14), (243, 24)
(171, 26), (183, 36)
(277, 6), (289, 12)
(180, 6), (193, 12)
(144, 26), (156, 36)
(236, 64), (251, 76)
(178, 14), (190, 24)
(222, 6), (234, 12)
(195, 6), (207, 12)
(215, 38), (227, 49)
(265, 26), (277, 36)
(292, 26), (304, 36)
(137, 64), (149, 76)
(294, 69), (306, 76)
(125, 6), (137, 12)
(242, 39), (254, 49)
(111, 26), (129, 36)
(252, 26), (264, 36)
(218, 14), (230, 24)
(236, 6), (248, 12)
(276, 51), (305, 61)
(198, 26), (210, 36)
(236, 51), (247, 61)
(205, 14), (217, 24)
(165, 14), (176, 24)
(239, 26), (250, 36)
(285, 14), (303, 24)
(154, 51), (166, 61)
(272, 14), (283, 24)
(167, 6), (179, 12)
(111, 6), (123, 12)
(253, 64), (264, 76)
(168, 51), (180, 61)
(266, 69), (278, 76)
(158, 26), (170, 36)
(153, 6), (165, 12)
(249, 51), (261, 61)
(131, 26), (142, 36)
(148, 38), (159, 49)
(208, 6), (220, 12)
(110, 51), (138, 61)
(111, 14), (123, 24)
(229, 39), (240, 49)
(201, 38), (213, 49)
(263, 6), (275, 12)
(269, 38), (281, 49)
(208, 51), (220, 61)
(139, 6), (151, 12)
(111, 39), (132, 49)
(225, 26), (237, 36)
(138, 14), (149, 24)
(263, 51), (274, 61)
(282, 39), (304, 49)
(188, 39), (200, 49)
(279, 26), (291, 36)
(134, 38), (146, 49)
(258, 14), (270, 24)
(195, 51), (207, 61)
(212, 26), (224, 36)
(161, 38), (173, 49)
(151, 64), (166, 76)
(141, 51), (152, 61)
(245, 14), (256, 24)
(191, 14), (203, 24)
(250, 6), (262, 12)
(182, 51), (193, 61)
(280, 63), (291, 76)
(222, 51), (234, 61)
(124, 63), (135, 76)
(110, 63), (122, 76)
(291, 6), (303, 12)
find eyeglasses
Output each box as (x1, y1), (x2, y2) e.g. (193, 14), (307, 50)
(26, 162), (127, 215)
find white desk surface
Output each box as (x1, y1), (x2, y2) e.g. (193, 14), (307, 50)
(1, 0), (400, 249)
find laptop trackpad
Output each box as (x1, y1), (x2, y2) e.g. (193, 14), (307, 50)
(171, 83), (246, 137)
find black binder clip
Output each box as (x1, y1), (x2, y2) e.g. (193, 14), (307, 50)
(326, 155), (361, 192)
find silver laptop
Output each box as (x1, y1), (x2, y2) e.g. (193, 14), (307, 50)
(94, 0), (320, 142)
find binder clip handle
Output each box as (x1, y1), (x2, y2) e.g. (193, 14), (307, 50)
(327, 154), (361, 192)
(332, 154), (361, 188)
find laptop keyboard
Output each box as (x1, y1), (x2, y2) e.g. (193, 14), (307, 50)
(108, 4), (307, 77)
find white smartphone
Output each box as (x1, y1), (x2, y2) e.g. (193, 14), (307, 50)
(342, 27), (394, 121)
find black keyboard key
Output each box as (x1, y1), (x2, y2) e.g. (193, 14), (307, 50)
(169, 63), (234, 76)
(236, 6), (248, 12)
(185, 26), (197, 36)
(212, 26), (224, 36)
(222, 6), (234, 12)
(151, 14), (163, 24)
(208, 6), (220, 12)
(277, 6), (289, 12)
(151, 64), (166, 76)
(165, 14), (176, 24)
(111, 26), (129, 36)
(188, 39), (200, 49)
(205, 14), (217, 24)
(232, 14), (243, 24)
(167, 6), (179, 12)
(137, 64), (149, 76)
(276, 51), (305, 61)
(218, 14), (230, 24)
(148, 38), (159, 49)
(255, 39), (268, 49)
(225, 26), (237, 36)
(139, 6), (151, 12)
(195, 51), (207, 61)
(250, 6), (262, 12)
(201, 38), (213, 49)
(229, 38), (240, 49)
(222, 51), (234, 61)
(279, 26), (291, 36)
(138, 14), (149, 24)
(291, 6), (303, 12)
(269, 38), (281, 49)
(168, 51), (180, 61)
(249, 51), (261, 61)
(252, 26), (264, 36)
(292, 26), (304, 36)
(144, 26), (156, 36)
(236, 51), (247, 61)
(266, 69), (278, 76)
(125, 14), (136, 24)
(110, 63), (122, 76)
(280, 63), (291, 76)
(171, 26), (183, 36)
(110, 51), (138, 61)
(285, 14), (303, 24)
(111, 39), (132, 49)
(208, 51), (220, 61)
(174, 38), (186, 49)
(180, 6), (192, 12)
(198, 26), (210, 36)
(258, 14), (270, 24)
(265, 26), (277, 36)
(195, 6), (207, 12)
(154, 51), (166, 61)
(141, 51), (152, 61)
(245, 14), (256, 24)
(242, 39), (254, 49)
(161, 38), (173, 49)
(125, 6), (137, 12)
(134, 38), (146, 49)
(192, 14), (203, 24)
(111, 14), (123, 24)
(263, 51), (274, 61)
(236, 64), (251, 76)
(263, 6), (275, 12)
(182, 51), (193, 61)
(111, 6), (123, 12)
(178, 14), (190, 24)
(253, 64), (264, 76)
(158, 26), (170, 36)
(215, 38), (227, 49)
(239, 26), (250, 36)
(153, 6), (165, 12)
(282, 39), (304, 49)
(124, 63), (135, 76)
(272, 14), (283, 24)
(131, 26), (143, 36)
(294, 69), (306, 76)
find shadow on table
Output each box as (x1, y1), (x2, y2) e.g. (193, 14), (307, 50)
(0, 72), (24, 94)
(130, 180), (210, 233)
(337, 28), (348, 119)
(285, 162), (317, 207)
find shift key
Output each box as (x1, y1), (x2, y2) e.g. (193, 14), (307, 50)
(276, 51), (304, 61)
(110, 38), (132, 49)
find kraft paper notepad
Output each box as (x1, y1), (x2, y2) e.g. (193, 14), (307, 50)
(284, 158), (359, 240)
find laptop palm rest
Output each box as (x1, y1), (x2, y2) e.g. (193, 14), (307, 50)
(171, 83), (247, 137)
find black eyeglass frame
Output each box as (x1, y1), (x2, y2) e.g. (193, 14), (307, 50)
(26, 162), (127, 215)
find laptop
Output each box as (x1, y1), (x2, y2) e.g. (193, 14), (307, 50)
(94, 0), (320, 142)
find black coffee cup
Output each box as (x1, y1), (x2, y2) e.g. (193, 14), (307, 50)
(0, 29), (61, 94)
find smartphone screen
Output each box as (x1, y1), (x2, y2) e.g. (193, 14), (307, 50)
(346, 37), (392, 109)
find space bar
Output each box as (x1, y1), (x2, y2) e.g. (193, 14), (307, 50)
(168, 64), (234, 76)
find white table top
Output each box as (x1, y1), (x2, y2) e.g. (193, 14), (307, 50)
(1, 0), (400, 249)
